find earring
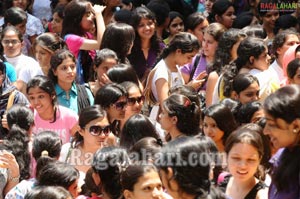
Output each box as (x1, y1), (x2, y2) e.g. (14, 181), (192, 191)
(293, 128), (299, 134)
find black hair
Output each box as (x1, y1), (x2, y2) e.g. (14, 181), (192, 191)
(163, 94), (201, 136)
(236, 101), (263, 124)
(6, 104), (34, 131)
(72, 105), (106, 146)
(185, 12), (206, 32)
(48, 49), (76, 83)
(4, 7), (27, 26)
(287, 58), (300, 80)
(26, 76), (58, 123)
(156, 136), (211, 198)
(100, 22), (135, 64)
(92, 147), (130, 199)
(272, 29), (298, 58)
(120, 114), (159, 150)
(24, 186), (72, 199)
(107, 63), (140, 87)
(146, 0), (170, 27)
(203, 103), (237, 145)
(129, 137), (162, 162)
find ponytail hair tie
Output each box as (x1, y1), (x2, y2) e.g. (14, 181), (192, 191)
(41, 150), (49, 157)
(184, 100), (190, 107)
(156, 138), (163, 146)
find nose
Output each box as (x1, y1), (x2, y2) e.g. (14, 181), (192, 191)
(232, 14), (236, 20)
(152, 187), (161, 198)
(263, 126), (270, 135)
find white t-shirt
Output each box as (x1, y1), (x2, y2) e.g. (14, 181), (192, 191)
(270, 59), (285, 84)
(32, 0), (52, 21)
(151, 59), (184, 101)
(5, 54), (43, 83)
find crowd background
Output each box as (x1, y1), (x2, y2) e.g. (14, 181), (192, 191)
(1, 0), (300, 199)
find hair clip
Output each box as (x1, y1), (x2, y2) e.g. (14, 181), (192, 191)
(184, 100), (190, 107)
(41, 150), (49, 157)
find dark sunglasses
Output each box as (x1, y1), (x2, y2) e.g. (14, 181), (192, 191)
(113, 101), (127, 110)
(88, 125), (111, 136)
(127, 96), (145, 105)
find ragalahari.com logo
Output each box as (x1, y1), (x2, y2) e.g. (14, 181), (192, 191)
(260, 1), (299, 12)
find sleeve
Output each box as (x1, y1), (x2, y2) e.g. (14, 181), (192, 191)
(4, 62), (17, 83)
(25, 14), (44, 36)
(17, 60), (43, 83)
(13, 91), (30, 105)
(65, 34), (85, 58)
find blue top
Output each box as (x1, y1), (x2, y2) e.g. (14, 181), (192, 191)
(55, 82), (94, 114)
(4, 62), (17, 83)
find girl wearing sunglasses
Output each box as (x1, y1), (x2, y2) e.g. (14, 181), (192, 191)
(95, 83), (128, 141)
(60, 105), (112, 183)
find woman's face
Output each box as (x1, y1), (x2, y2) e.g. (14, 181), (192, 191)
(125, 86), (144, 119)
(175, 50), (198, 66)
(217, 6), (236, 29)
(125, 170), (164, 199)
(189, 19), (209, 43)
(95, 58), (117, 81)
(35, 45), (52, 68)
(263, 112), (300, 149)
(203, 116), (224, 147)
(1, 30), (22, 58)
(27, 86), (54, 116)
(137, 18), (155, 41)
(289, 67), (300, 85)
(106, 96), (128, 121)
(53, 57), (76, 85)
(159, 106), (175, 133)
(262, 11), (279, 29)
(81, 4), (95, 32)
(80, 116), (110, 147)
(205, 0), (214, 13)
(227, 143), (260, 182)
(235, 81), (260, 104)
(252, 48), (271, 71)
(168, 17), (184, 36)
(202, 32), (218, 59)
(51, 12), (63, 34)
(13, 0), (29, 10)
(251, 108), (264, 123)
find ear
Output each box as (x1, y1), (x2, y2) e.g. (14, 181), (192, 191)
(249, 56), (255, 65)
(288, 77), (294, 84)
(123, 190), (133, 199)
(166, 167), (174, 180)
(276, 47), (283, 56)
(93, 64), (97, 72)
(291, 118), (300, 133)
(215, 15), (221, 23)
(175, 49), (182, 55)
(52, 68), (58, 76)
(78, 125), (85, 137)
(231, 91), (239, 101)
(171, 116), (178, 125)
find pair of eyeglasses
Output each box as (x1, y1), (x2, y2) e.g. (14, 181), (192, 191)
(127, 96), (145, 105)
(87, 125), (111, 136)
(113, 101), (127, 111)
(1, 39), (21, 46)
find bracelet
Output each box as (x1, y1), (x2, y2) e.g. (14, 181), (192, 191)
(8, 175), (20, 183)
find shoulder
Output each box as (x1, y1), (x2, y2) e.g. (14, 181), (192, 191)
(256, 183), (269, 199)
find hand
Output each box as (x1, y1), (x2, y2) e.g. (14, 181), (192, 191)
(93, 4), (106, 15)
(1, 113), (8, 130)
(188, 71), (208, 90)
(99, 73), (112, 87)
(0, 151), (20, 178)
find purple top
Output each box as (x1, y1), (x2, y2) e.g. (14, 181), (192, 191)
(268, 148), (300, 199)
(181, 54), (207, 90)
(128, 42), (165, 80)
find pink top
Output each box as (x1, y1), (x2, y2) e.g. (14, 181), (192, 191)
(65, 32), (96, 59)
(32, 105), (78, 144)
(282, 44), (300, 86)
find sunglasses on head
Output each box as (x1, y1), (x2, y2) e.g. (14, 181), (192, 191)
(113, 101), (127, 110)
(88, 125), (111, 136)
(127, 96), (145, 105)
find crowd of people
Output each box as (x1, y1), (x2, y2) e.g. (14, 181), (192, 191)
(1, 0), (300, 199)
